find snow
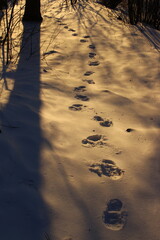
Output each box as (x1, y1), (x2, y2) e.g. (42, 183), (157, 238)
(0, 1), (160, 240)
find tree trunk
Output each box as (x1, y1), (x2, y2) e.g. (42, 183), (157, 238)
(23, 0), (42, 22)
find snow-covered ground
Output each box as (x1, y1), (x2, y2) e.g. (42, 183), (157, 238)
(0, 1), (160, 240)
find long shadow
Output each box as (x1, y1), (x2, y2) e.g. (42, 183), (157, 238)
(0, 22), (51, 240)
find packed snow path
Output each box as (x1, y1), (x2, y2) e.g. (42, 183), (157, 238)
(0, 1), (160, 240)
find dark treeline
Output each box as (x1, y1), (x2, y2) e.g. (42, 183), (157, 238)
(0, 0), (159, 29)
(0, 0), (7, 9)
(100, 0), (123, 9)
(0, 0), (17, 10)
(99, 0), (160, 30)
(128, 0), (160, 29)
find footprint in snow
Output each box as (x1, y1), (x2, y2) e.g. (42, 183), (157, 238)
(102, 199), (127, 231)
(69, 104), (86, 111)
(83, 35), (90, 38)
(84, 71), (94, 76)
(68, 28), (76, 32)
(93, 116), (113, 127)
(80, 39), (88, 43)
(72, 33), (78, 36)
(74, 86), (86, 92)
(102, 90), (111, 93)
(82, 134), (108, 148)
(126, 128), (134, 132)
(83, 79), (95, 84)
(89, 52), (96, 58)
(93, 115), (104, 121)
(89, 159), (124, 180)
(89, 61), (100, 66)
(88, 44), (96, 49)
(75, 94), (89, 101)
(100, 120), (113, 127)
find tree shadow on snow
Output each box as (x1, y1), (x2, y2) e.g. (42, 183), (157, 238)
(0, 22), (51, 240)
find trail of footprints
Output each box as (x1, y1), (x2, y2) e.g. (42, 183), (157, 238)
(63, 25), (128, 230)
